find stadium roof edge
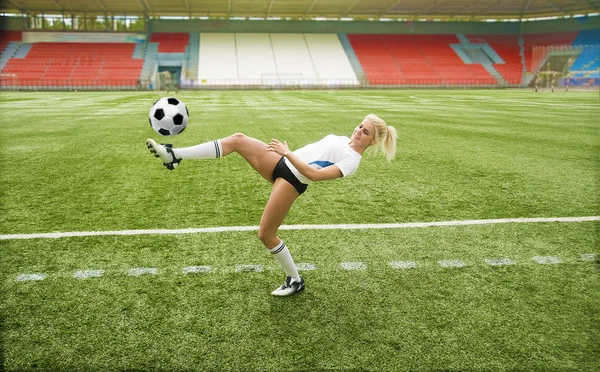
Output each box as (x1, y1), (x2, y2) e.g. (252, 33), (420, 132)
(0, 0), (598, 21)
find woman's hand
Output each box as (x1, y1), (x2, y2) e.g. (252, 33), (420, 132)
(267, 139), (290, 157)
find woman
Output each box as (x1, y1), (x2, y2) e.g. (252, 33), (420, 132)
(146, 114), (397, 296)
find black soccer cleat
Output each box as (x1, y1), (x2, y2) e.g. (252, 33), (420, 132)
(161, 144), (181, 170)
(146, 139), (182, 171)
(271, 276), (305, 297)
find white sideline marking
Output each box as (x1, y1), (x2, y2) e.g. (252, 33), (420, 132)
(438, 260), (467, 268)
(389, 261), (418, 269)
(485, 258), (516, 266)
(73, 270), (104, 279)
(13, 253), (598, 283)
(341, 262), (366, 270)
(580, 254), (596, 261)
(296, 263), (317, 271)
(532, 256), (562, 265)
(182, 266), (211, 274)
(128, 267), (158, 276)
(1, 216), (598, 240)
(16, 273), (47, 281)
(235, 264), (263, 272)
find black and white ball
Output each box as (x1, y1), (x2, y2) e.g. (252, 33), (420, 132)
(149, 97), (189, 136)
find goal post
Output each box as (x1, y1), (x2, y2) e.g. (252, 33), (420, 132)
(154, 71), (172, 92)
(260, 73), (304, 85)
(0, 73), (18, 91)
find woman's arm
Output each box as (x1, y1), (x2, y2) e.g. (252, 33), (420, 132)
(267, 139), (343, 182)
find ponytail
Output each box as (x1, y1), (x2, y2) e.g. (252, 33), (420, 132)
(380, 125), (397, 161)
(365, 114), (398, 161)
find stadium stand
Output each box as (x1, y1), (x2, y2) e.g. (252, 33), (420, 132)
(2, 28), (598, 90)
(348, 34), (496, 86)
(149, 32), (190, 53)
(573, 29), (600, 45)
(522, 32), (578, 71)
(0, 30), (21, 54)
(1, 42), (143, 87)
(347, 34), (406, 85)
(271, 34), (318, 82)
(184, 32), (200, 83)
(337, 33), (366, 82)
(139, 42), (159, 85)
(198, 33), (238, 82)
(236, 33), (278, 81)
(566, 30), (600, 85)
(304, 33), (358, 86)
(467, 34), (523, 84)
(196, 33), (358, 86)
(570, 46), (600, 75)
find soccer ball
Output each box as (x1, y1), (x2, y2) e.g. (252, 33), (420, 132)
(149, 97), (189, 136)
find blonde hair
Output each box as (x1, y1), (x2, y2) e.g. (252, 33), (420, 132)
(364, 114), (397, 161)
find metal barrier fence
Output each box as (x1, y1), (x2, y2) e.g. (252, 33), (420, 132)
(182, 77), (513, 90)
(0, 77), (150, 91)
(2, 76), (596, 91)
(0, 77), (526, 91)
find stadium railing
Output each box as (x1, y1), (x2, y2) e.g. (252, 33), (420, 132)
(0, 77), (535, 91)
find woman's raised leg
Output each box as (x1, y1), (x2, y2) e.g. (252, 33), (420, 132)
(147, 133), (281, 182)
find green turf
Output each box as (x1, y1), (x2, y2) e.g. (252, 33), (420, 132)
(1, 89), (599, 371)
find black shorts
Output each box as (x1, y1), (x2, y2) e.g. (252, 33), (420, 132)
(272, 157), (308, 195)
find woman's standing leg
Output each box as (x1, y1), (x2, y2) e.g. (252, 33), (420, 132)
(147, 134), (305, 295)
(259, 179), (305, 296)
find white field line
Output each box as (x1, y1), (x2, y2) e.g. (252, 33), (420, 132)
(1, 216), (598, 241)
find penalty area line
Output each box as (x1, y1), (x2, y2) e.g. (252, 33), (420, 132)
(1, 216), (598, 241)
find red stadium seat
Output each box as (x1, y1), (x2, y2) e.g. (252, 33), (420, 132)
(149, 32), (190, 53)
(348, 34), (496, 86)
(1, 42), (143, 87)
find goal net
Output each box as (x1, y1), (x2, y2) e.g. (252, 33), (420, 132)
(154, 71), (173, 91)
(0, 73), (18, 91)
(261, 73), (304, 85)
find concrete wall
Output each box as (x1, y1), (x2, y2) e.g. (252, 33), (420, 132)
(147, 17), (600, 35)
(2, 14), (599, 35)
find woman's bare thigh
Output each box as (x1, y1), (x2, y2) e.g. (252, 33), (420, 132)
(220, 133), (281, 182)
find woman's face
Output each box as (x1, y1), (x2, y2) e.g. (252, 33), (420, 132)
(351, 118), (376, 149)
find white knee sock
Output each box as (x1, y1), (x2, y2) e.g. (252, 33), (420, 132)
(173, 140), (222, 160)
(268, 240), (300, 280)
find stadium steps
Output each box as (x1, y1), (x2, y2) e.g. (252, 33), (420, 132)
(0, 41), (20, 71)
(337, 33), (366, 84)
(132, 43), (145, 59)
(481, 64), (507, 85)
(518, 35), (527, 83)
(449, 41), (471, 64)
(13, 43), (31, 58)
(469, 35), (523, 85)
(185, 32), (200, 82)
(140, 42), (159, 82)
(455, 34), (471, 44)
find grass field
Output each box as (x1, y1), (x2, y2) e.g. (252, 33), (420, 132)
(1, 89), (599, 371)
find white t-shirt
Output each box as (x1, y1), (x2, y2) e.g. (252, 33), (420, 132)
(284, 134), (362, 184)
